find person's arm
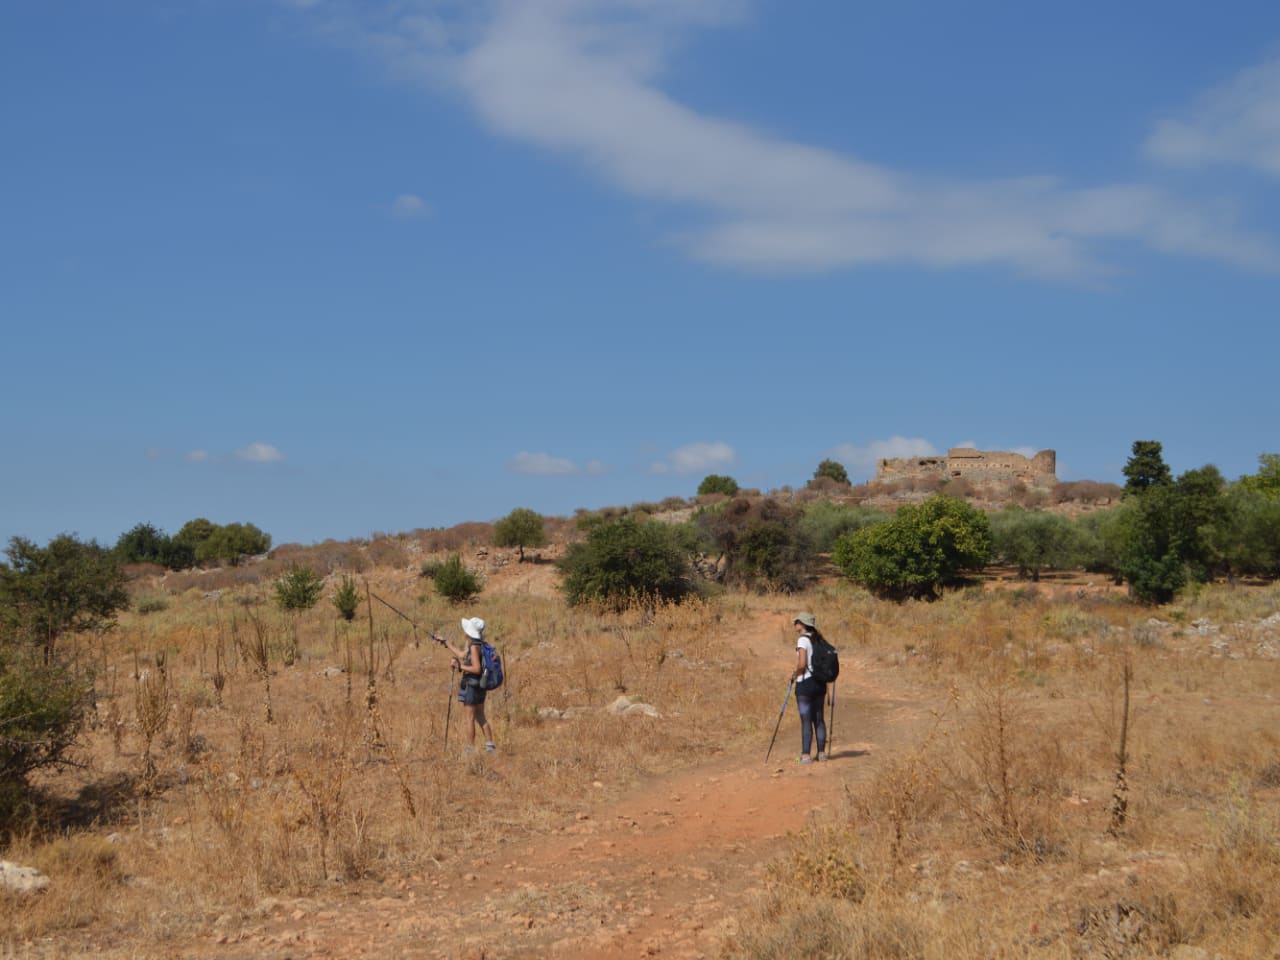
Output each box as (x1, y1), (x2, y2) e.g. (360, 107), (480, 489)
(793, 642), (809, 682)
(435, 634), (467, 665)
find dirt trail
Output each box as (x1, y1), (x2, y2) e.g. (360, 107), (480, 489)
(179, 611), (935, 960)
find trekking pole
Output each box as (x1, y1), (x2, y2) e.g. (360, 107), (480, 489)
(765, 679), (795, 763)
(369, 590), (421, 647)
(443, 660), (457, 754)
(827, 680), (836, 755)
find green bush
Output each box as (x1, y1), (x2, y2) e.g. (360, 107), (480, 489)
(833, 495), (992, 601)
(0, 647), (89, 825)
(799, 501), (887, 553)
(559, 515), (697, 609)
(135, 595), (169, 615)
(197, 522), (272, 567)
(434, 554), (481, 603)
(273, 564), (325, 611)
(114, 522), (173, 566)
(331, 575), (361, 621)
(811, 458), (850, 486)
(697, 474), (739, 497)
(697, 497), (811, 592)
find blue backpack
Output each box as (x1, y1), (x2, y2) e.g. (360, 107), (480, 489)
(478, 642), (504, 691)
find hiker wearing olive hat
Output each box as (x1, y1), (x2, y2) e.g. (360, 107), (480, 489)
(439, 616), (496, 753)
(791, 612), (829, 763)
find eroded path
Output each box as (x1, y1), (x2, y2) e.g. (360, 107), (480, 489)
(165, 611), (936, 960)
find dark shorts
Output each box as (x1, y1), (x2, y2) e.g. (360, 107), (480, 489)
(458, 679), (487, 706)
(796, 677), (826, 701)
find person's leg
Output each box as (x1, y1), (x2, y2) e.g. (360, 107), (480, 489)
(796, 695), (815, 758)
(463, 703), (478, 747)
(475, 703), (495, 749)
(812, 690), (827, 758)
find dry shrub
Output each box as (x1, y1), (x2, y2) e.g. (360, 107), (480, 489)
(724, 896), (927, 960)
(122, 562), (167, 581)
(416, 522), (494, 553)
(1070, 889), (1186, 957)
(933, 678), (1071, 858)
(1053, 480), (1123, 504)
(765, 824), (866, 901)
(274, 540), (368, 574)
(1191, 781), (1280, 923)
(366, 536), (409, 568)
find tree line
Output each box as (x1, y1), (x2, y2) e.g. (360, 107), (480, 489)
(556, 444), (1280, 606)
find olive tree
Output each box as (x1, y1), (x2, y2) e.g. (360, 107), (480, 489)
(0, 535), (129, 660)
(493, 507), (548, 562)
(990, 507), (1081, 581)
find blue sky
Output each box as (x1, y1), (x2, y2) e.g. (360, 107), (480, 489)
(3, 0), (1279, 549)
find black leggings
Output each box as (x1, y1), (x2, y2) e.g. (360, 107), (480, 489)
(796, 682), (827, 756)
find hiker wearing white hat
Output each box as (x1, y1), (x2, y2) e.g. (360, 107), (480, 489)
(439, 616), (496, 753)
(791, 612), (829, 763)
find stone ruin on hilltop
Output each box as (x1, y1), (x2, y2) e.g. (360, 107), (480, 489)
(876, 448), (1058, 488)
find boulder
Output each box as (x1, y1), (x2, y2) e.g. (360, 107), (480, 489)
(0, 861), (49, 895)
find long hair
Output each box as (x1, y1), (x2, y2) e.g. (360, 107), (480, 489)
(800, 623), (827, 647)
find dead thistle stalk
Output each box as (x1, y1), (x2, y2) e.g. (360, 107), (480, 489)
(238, 613), (273, 724)
(1108, 655), (1133, 836)
(134, 650), (171, 790)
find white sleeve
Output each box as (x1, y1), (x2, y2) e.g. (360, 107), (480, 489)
(796, 637), (813, 680)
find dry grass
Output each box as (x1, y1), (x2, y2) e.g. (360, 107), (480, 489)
(727, 580), (1280, 959)
(4, 567), (1280, 958)
(1, 576), (764, 952)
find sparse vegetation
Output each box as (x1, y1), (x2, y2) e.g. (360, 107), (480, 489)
(4, 456), (1280, 959)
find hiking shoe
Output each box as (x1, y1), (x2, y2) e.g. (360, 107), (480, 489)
(484, 742), (497, 753)
(797, 755), (812, 764)
(816, 751), (828, 762)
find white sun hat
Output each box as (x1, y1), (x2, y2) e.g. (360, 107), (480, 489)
(461, 617), (486, 640)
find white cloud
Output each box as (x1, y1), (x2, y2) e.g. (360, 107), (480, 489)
(954, 440), (977, 450)
(828, 436), (939, 479)
(390, 193), (431, 218)
(650, 441), (736, 475)
(584, 460), (610, 476)
(510, 451), (578, 475)
(235, 443), (285, 463)
(1010, 445), (1040, 460)
(1146, 58), (1280, 177)
(185, 449), (210, 463)
(307, 2), (1280, 277)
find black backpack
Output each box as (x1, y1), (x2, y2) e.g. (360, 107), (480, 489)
(809, 636), (840, 684)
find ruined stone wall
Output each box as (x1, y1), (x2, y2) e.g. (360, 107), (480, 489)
(876, 449), (1058, 487)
